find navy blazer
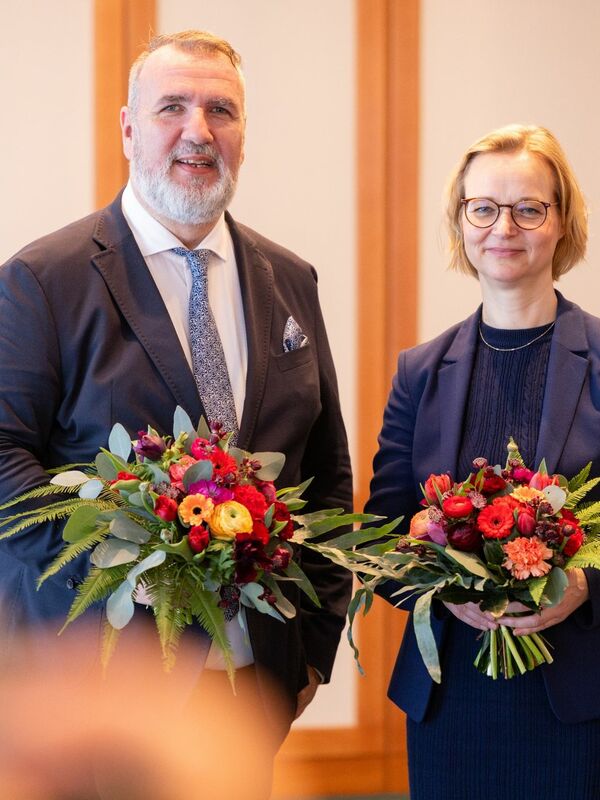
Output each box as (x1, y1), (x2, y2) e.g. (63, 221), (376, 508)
(0, 194), (352, 720)
(365, 292), (600, 724)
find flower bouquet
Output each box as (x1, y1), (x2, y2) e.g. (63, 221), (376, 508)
(312, 440), (600, 681)
(0, 407), (382, 685)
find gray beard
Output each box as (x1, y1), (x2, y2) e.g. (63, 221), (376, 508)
(130, 142), (237, 226)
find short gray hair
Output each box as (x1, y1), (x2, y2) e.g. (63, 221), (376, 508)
(128, 30), (244, 115)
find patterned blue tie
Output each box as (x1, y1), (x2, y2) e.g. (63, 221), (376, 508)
(172, 247), (239, 443)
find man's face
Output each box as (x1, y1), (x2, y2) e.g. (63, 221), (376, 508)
(121, 46), (246, 227)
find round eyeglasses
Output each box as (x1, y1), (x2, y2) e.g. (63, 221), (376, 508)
(461, 198), (559, 230)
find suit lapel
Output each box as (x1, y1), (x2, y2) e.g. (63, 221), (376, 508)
(227, 214), (273, 450)
(91, 197), (203, 422)
(437, 309), (481, 477)
(534, 294), (589, 472)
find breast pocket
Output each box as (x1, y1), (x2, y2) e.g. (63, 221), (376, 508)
(274, 344), (313, 372)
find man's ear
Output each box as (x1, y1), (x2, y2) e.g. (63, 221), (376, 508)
(120, 106), (133, 161)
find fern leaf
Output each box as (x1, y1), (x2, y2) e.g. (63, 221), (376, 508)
(568, 463), (592, 493)
(47, 462), (94, 474)
(0, 499), (115, 537)
(189, 586), (234, 686)
(37, 527), (110, 585)
(101, 619), (122, 674)
(565, 478), (600, 509)
(566, 537), (600, 570)
(152, 579), (187, 671)
(60, 564), (130, 630)
(0, 483), (80, 513)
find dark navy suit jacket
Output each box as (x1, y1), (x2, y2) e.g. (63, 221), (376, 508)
(365, 292), (600, 723)
(0, 193), (352, 721)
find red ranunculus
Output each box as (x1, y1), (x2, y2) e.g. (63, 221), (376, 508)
(563, 530), (584, 557)
(447, 523), (481, 552)
(154, 495), (178, 522)
(442, 495), (474, 519)
(188, 525), (210, 553)
(233, 484), (268, 521)
(477, 498), (515, 539)
(481, 473), (507, 495)
(273, 501), (294, 540)
(424, 473), (453, 503)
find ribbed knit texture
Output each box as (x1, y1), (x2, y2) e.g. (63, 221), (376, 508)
(408, 322), (600, 800)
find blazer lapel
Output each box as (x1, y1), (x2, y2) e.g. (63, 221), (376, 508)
(534, 294), (589, 472)
(227, 214), (273, 450)
(436, 309), (481, 477)
(91, 198), (203, 422)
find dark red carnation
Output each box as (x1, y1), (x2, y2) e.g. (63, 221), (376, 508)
(233, 484), (268, 521)
(188, 525), (210, 553)
(270, 545), (292, 571)
(250, 521), (271, 546)
(234, 536), (271, 583)
(442, 495), (474, 519)
(154, 494), (178, 522)
(273, 501), (294, 540)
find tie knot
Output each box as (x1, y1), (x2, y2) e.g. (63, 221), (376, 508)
(172, 247), (211, 279)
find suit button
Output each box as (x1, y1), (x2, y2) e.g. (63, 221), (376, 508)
(66, 577), (79, 589)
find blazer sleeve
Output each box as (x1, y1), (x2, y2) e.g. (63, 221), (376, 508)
(0, 258), (90, 589)
(296, 282), (353, 682)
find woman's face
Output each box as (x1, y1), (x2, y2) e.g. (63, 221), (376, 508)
(461, 151), (564, 290)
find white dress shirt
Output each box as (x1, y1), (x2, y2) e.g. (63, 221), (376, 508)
(122, 183), (253, 668)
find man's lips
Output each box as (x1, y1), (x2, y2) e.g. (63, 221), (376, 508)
(173, 156), (215, 170)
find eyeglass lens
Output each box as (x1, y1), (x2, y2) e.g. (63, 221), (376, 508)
(464, 199), (548, 230)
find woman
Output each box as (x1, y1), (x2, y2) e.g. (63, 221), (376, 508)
(365, 124), (600, 799)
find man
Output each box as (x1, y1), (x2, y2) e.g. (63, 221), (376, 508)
(0, 30), (352, 741)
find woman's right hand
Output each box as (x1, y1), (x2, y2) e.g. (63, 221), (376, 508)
(443, 600), (498, 631)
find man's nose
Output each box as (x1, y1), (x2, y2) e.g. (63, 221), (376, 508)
(182, 108), (213, 144)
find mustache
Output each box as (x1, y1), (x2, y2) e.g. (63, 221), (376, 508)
(168, 143), (222, 165)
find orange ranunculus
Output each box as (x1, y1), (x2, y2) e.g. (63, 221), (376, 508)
(209, 501), (253, 540)
(410, 509), (430, 538)
(502, 536), (553, 580)
(178, 494), (214, 527)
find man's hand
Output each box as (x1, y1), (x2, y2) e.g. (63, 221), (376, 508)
(294, 665), (322, 720)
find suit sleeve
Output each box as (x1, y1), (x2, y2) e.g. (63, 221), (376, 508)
(297, 282), (353, 682)
(0, 259), (89, 590)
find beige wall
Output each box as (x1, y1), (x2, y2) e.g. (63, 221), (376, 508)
(420, 0), (600, 342)
(0, 1), (93, 262)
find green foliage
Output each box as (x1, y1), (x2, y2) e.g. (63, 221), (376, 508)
(564, 478), (600, 509)
(568, 463), (592, 493)
(38, 527), (110, 585)
(61, 564), (130, 631)
(566, 537), (600, 570)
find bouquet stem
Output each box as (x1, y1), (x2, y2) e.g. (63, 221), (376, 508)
(474, 626), (553, 680)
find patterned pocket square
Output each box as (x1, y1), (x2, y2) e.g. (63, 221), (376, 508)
(283, 315), (308, 352)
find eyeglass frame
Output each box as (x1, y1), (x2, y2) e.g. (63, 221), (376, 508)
(460, 197), (560, 230)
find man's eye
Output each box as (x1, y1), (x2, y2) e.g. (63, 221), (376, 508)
(160, 104), (183, 113)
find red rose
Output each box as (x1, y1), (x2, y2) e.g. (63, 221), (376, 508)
(233, 484), (268, 521)
(273, 501), (294, 540)
(477, 499), (515, 539)
(516, 509), (536, 537)
(442, 495), (474, 519)
(563, 530), (584, 557)
(447, 523), (481, 552)
(154, 495), (178, 522)
(481, 473), (507, 495)
(188, 525), (210, 553)
(424, 473), (453, 503)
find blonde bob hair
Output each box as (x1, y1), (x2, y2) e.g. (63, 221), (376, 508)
(446, 124), (587, 279)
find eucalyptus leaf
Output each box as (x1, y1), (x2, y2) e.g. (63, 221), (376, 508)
(109, 513), (152, 544)
(253, 452), (286, 481)
(182, 459), (214, 488)
(78, 479), (104, 500)
(108, 423), (132, 461)
(196, 416), (211, 439)
(228, 446), (249, 466)
(173, 406), (195, 438)
(156, 537), (195, 562)
(90, 538), (140, 568)
(126, 549), (166, 584)
(63, 505), (101, 544)
(142, 463), (170, 484)
(50, 470), (89, 487)
(240, 582), (285, 621)
(95, 452), (118, 480)
(541, 566), (568, 606)
(106, 581), (136, 629)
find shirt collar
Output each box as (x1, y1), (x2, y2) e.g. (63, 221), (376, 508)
(121, 181), (228, 260)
